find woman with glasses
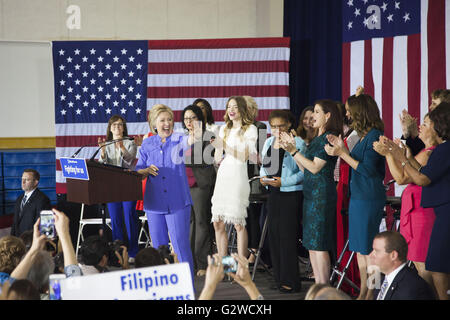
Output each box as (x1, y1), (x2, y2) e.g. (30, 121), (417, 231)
(260, 109), (306, 293)
(97, 115), (139, 261)
(182, 105), (216, 277)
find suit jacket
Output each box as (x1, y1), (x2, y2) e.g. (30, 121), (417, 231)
(11, 188), (51, 237)
(373, 265), (435, 300)
(184, 132), (216, 189)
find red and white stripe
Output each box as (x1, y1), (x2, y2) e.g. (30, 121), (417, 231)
(56, 37), (290, 193)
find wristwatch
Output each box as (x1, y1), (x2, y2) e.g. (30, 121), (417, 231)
(291, 150), (298, 157)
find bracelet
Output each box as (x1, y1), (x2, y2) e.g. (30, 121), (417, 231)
(291, 150), (298, 157)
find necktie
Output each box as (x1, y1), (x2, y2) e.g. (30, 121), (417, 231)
(377, 278), (389, 300)
(20, 194), (27, 211)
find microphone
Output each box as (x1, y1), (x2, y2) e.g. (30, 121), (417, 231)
(89, 136), (134, 162)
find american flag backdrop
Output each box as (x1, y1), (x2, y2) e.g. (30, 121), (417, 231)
(341, 0), (449, 196)
(52, 38), (290, 194)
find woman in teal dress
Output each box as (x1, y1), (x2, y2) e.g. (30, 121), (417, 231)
(325, 93), (385, 300)
(280, 100), (342, 284)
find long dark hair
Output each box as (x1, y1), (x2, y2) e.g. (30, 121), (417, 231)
(429, 102), (450, 140)
(346, 94), (384, 136)
(193, 98), (215, 125)
(106, 115), (128, 141)
(315, 99), (343, 137)
(296, 106), (314, 139)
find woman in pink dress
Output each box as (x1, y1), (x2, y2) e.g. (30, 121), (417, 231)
(373, 114), (439, 293)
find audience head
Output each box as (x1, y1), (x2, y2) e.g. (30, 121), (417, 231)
(26, 250), (55, 294)
(181, 104), (206, 133)
(6, 279), (40, 300)
(369, 231), (408, 275)
(428, 102), (450, 141)
(22, 169), (40, 192)
(19, 230), (33, 251)
(193, 98), (215, 125)
(313, 99), (343, 137)
(148, 104), (174, 138)
(268, 109), (294, 140)
(296, 106), (315, 139)
(304, 283), (330, 300)
(314, 286), (352, 300)
(243, 95), (258, 120)
(79, 235), (109, 268)
(430, 89), (450, 111)
(418, 114), (440, 147)
(0, 236), (26, 274)
(346, 94), (384, 136)
(134, 247), (165, 268)
(106, 115), (128, 141)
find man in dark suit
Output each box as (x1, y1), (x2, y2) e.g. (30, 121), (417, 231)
(369, 231), (435, 300)
(11, 169), (51, 237)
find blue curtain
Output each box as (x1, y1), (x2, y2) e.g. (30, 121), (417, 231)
(284, 0), (343, 118)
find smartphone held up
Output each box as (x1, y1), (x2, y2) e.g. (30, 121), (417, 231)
(40, 210), (56, 239)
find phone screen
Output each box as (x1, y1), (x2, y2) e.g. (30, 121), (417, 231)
(40, 210), (55, 239)
(222, 256), (238, 273)
(49, 274), (66, 300)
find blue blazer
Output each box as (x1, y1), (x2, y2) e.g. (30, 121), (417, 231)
(260, 136), (306, 192)
(135, 133), (192, 213)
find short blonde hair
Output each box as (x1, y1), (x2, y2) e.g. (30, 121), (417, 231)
(148, 104), (174, 134)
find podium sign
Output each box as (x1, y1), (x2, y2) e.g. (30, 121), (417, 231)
(60, 263), (194, 300)
(60, 157), (89, 180)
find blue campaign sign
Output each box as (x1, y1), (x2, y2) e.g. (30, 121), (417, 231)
(60, 157), (89, 180)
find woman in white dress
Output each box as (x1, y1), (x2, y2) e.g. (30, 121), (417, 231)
(210, 96), (258, 258)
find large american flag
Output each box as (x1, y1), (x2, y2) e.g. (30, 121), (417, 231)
(342, 0), (449, 196)
(53, 38), (290, 194)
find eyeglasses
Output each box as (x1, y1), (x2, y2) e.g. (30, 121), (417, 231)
(184, 116), (198, 122)
(270, 124), (288, 129)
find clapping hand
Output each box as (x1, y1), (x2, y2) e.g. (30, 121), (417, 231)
(98, 137), (107, 158)
(325, 134), (346, 157)
(399, 109), (418, 138)
(373, 136), (390, 156)
(279, 132), (297, 154)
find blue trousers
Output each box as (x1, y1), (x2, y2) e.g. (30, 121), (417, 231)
(146, 206), (194, 282)
(107, 201), (139, 258)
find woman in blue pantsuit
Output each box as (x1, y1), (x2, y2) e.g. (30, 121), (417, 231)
(135, 104), (202, 280)
(325, 93), (386, 300)
(98, 115), (139, 259)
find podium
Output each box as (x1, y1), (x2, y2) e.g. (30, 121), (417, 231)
(66, 160), (142, 205)
(66, 160), (143, 256)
